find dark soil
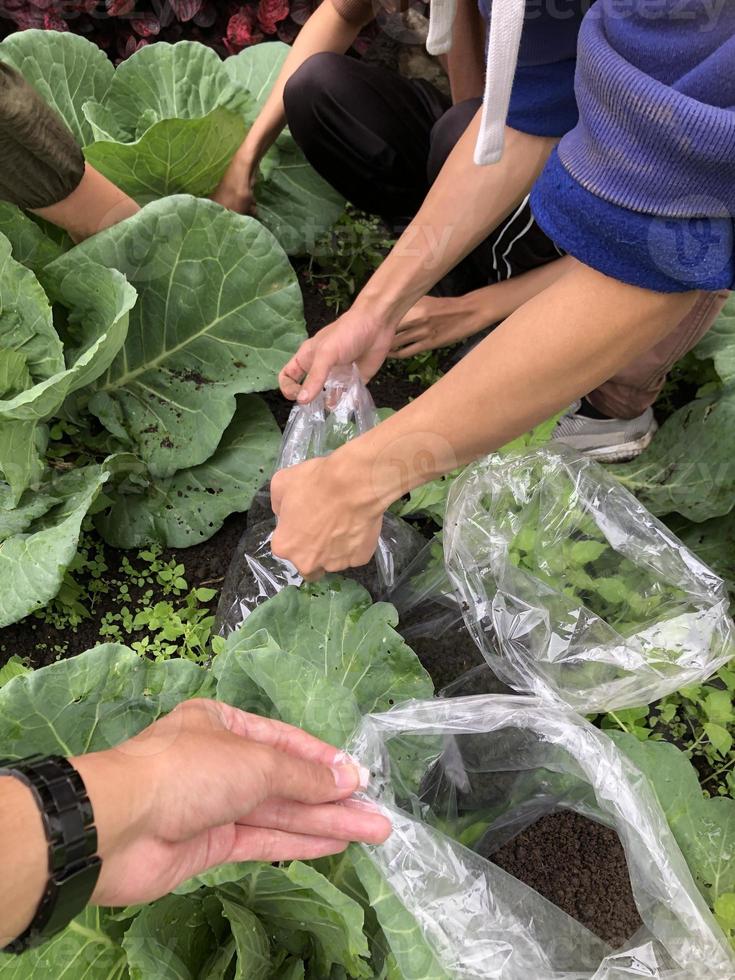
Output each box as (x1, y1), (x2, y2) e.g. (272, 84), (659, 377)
(0, 511), (249, 670)
(487, 810), (644, 949)
(400, 619), (487, 693)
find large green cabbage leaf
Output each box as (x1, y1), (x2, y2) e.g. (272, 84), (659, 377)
(83, 41), (253, 203)
(51, 195), (302, 480)
(0, 642), (213, 757)
(122, 891), (230, 980)
(0, 907), (128, 980)
(0, 195), (297, 621)
(610, 734), (735, 909)
(0, 231), (136, 514)
(96, 393), (281, 549)
(0, 461), (128, 628)
(350, 847), (453, 980)
(693, 293), (735, 385)
(610, 384), (735, 521)
(0, 29), (113, 145)
(1, 30), (342, 255)
(215, 578), (434, 745)
(0, 204), (68, 276)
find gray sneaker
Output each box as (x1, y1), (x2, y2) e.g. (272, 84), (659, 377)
(552, 402), (658, 462)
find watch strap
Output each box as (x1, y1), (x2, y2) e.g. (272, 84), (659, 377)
(0, 755), (101, 953)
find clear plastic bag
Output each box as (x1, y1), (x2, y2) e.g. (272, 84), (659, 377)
(350, 695), (735, 980)
(386, 537), (489, 693)
(443, 446), (735, 713)
(215, 366), (425, 636)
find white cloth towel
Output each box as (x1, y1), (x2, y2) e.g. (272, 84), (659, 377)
(426, 0), (527, 165)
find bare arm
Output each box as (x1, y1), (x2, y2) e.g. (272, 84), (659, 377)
(271, 263), (697, 577)
(32, 164), (139, 243)
(1, 778), (48, 945)
(281, 118), (557, 402)
(391, 256), (575, 357)
(360, 116), (556, 322)
(357, 266), (697, 498)
(213, 0), (370, 212)
(1, 701), (388, 949)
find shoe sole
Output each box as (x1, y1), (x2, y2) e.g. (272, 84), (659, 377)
(576, 426), (658, 464)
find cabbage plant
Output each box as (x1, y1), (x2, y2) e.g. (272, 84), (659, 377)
(0, 30), (344, 255)
(0, 579), (436, 979)
(0, 193), (306, 627)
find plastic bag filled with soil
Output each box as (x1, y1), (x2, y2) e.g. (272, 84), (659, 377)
(349, 695), (734, 979)
(215, 365), (425, 636)
(443, 445), (735, 713)
(386, 536), (491, 691)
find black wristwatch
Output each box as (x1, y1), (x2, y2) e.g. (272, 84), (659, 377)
(0, 755), (102, 953)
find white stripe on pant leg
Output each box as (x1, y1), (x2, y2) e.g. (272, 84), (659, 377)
(501, 211), (536, 279)
(491, 195), (531, 277)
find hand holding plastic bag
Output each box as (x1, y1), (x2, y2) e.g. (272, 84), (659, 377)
(215, 366), (424, 636)
(443, 446), (735, 713)
(349, 695), (735, 980)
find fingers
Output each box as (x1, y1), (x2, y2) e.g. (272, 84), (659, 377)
(262, 746), (369, 804)
(278, 338), (345, 405)
(206, 705), (371, 803)
(279, 347), (310, 400)
(279, 338), (336, 404)
(213, 703), (354, 770)
(297, 348), (337, 405)
(390, 326), (425, 353)
(269, 467), (286, 517)
(269, 524), (326, 582)
(228, 826), (351, 863)
(241, 799), (391, 845)
(390, 340), (431, 359)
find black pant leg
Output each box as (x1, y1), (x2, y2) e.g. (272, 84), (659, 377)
(283, 52), (450, 228)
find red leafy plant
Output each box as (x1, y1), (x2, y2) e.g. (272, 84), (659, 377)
(0, 0), (334, 60)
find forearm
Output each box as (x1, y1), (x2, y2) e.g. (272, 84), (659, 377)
(0, 778), (48, 946)
(345, 262), (698, 503)
(462, 255), (575, 332)
(355, 117), (556, 326)
(32, 164), (139, 243)
(0, 751), (150, 948)
(235, 2), (366, 168)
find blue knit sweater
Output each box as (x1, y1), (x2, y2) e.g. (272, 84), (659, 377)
(527, 0), (735, 292)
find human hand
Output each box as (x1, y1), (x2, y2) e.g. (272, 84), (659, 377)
(72, 699), (390, 906)
(211, 146), (258, 215)
(390, 295), (486, 359)
(279, 306), (397, 404)
(270, 454), (384, 579)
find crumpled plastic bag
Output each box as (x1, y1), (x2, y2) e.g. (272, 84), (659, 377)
(215, 365), (425, 636)
(350, 695), (735, 980)
(384, 536), (492, 692)
(443, 446), (735, 713)
(386, 536), (464, 645)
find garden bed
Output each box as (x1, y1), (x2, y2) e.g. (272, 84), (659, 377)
(0, 263), (428, 671)
(0, 22), (732, 980)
